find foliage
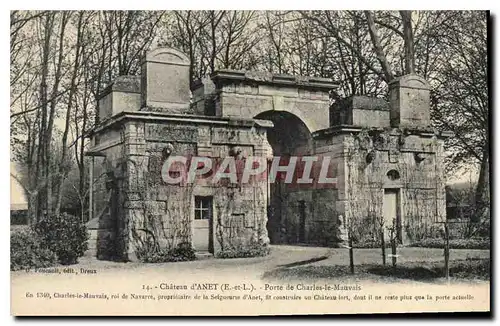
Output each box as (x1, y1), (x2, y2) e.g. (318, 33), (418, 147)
(404, 221), (443, 243)
(11, 230), (57, 271)
(446, 219), (491, 240)
(163, 11), (261, 83)
(410, 237), (490, 250)
(430, 11), (488, 169)
(216, 242), (270, 259)
(136, 242), (196, 263)
(446, 181), (491, 238)
(349, 215), (378, 244)
(308, 220), (339, 247)
(451, 257), (490, 280)
(472, 219), (491, 239)
(59, 166), (90, 222)
(367, 258), (490, 280)
(33, 213), (89, 265)
(353, 239), (391, 249)
(10, 210), (28, 225)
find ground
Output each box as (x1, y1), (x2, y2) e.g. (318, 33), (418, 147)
(11, 245), (490, 315)
(12, 245), (490, 284)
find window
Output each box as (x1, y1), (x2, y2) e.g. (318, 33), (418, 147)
(194, 196), (212, 220)
(386, 169), (401, 181)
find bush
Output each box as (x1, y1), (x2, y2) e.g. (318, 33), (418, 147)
(404, 221), (443, 243)
(216, 243), (270, 259)
(33, 213), (89, 265)
(138, 242), (196, 263)
(352, 239), (392, 248)
(451, 258), (490, 279)
(446, 219), (491, 239)
(10, 210), (28, 225)
(11, 230), (57, 271)
(308, 220), (338, 247)
(366, 258), (490, 280)
(410, 238), (490, 250)
(475, 220), (491, 238)
(349, 215), (378, 245)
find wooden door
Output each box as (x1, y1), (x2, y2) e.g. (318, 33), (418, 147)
(193, 196), (212, 252)
(383, 189), (400, 241)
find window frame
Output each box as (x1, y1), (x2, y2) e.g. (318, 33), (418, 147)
(194, 196), (213, 220)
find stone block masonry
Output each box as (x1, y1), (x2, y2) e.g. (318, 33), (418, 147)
(89, 111), (272, 261)
(87, 47), (451, 261)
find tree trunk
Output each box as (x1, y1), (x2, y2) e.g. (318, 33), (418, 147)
(400, 10), (415, 74)
(35, 12), (54, 220)
(348, 234), (354, 274)
(474, 146), (490, 222)
(55, 12), (82, 217)
(364, 11), (394, 82)
(381, 229), (386, 265)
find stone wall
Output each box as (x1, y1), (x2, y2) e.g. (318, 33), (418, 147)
(311, 74), (450, 245)
(193, 71), (339, 246)
(314, 97), (449, 245)
(191, 77), (216, 116)
(90, 111), (272, 261)
(204, 70), (337, 133)
(340, 128), (447, 244)
(330, 96), (390, 128)
(98, 76), (141, 122)
(88, 46), (450, 255)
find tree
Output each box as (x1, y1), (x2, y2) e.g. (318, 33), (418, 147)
(299, 11), (390, 96)
(429, 11), (489, 220)
(11, 10), (167, 223)
(165, 11), (211, 84)
(162, 10), (261, 85)
(10, 10), (489, 226)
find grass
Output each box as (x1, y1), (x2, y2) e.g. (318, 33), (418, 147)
(366, 258), (489, 280)
(410, 238), (490, 250)
(263, 258), (490, 283)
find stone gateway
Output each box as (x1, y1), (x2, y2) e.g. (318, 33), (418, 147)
(87, 47), (450, 261)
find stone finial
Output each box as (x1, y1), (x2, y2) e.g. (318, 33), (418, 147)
(141, 47), (191, 113)
(388, 74), (431, 129)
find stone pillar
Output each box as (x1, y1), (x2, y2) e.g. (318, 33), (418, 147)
(122, 121), (147, 262)
(141, 47), (191, 113)
(252, 127), (273, 247)
(388, 74), (431, 129)
(434, 137), (447, 223)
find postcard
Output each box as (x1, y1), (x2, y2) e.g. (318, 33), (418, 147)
(10, 10), (490, 316)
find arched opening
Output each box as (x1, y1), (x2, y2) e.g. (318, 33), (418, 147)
(386, 169), (401, 181)
(255, 111), (313, 244)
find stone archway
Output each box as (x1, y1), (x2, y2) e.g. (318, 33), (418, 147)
(209, 69), (336, 133)
(255, 111), (313, 244)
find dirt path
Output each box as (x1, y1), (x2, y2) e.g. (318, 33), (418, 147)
(12, 245), (490, 282)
